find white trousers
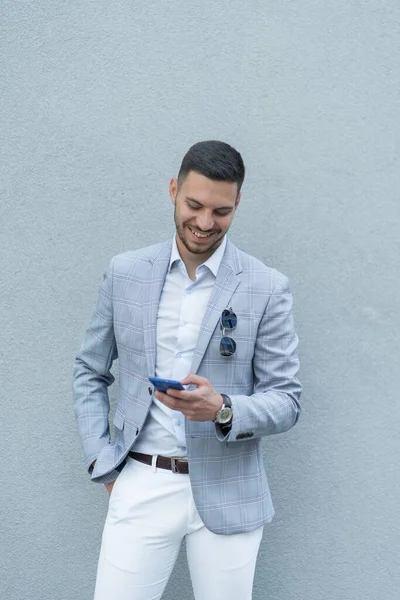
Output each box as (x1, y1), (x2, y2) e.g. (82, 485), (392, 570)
(94, 457), (263, 600)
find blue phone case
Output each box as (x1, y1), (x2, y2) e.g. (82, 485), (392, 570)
(149, 377), (185, 392)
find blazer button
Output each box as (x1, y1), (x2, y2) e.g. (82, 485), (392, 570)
(148, 387), (153, 395)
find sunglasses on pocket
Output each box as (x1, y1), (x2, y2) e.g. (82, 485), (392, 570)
(220, 308), (237, 357)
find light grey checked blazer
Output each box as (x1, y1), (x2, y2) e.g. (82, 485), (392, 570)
(73, 238), (301, 535)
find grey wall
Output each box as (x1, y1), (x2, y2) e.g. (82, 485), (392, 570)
(1, 2), (399, 599)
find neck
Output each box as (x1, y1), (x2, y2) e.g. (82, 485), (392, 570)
(175, 237), (219, 281)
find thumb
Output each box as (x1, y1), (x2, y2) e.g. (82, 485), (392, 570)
(181, 373), (208, 386)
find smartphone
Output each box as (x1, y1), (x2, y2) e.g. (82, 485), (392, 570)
(149, 377), (185, 392)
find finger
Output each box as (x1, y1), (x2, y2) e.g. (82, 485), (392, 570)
(157, 395), (177, 410)
(155, 390), (176, 404)
(155, 390), (188, 410)
(154, 390), (171, 404)
(154, 389), (184, 401)
(161, 387), (196, 401)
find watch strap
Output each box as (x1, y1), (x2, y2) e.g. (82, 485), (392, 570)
(220, 393), (232, 409)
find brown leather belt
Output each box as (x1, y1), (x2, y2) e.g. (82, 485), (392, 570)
(128, 451), (189, 474)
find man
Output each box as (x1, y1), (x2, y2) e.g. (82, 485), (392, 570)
(73, 140), (301, 600)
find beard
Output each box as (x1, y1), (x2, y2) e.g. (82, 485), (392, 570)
(174, 209), (225, 256)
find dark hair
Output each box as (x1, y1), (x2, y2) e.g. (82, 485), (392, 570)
(177, 140), (245, 193)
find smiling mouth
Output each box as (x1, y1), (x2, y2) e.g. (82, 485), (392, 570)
(187, 226), (214, 239)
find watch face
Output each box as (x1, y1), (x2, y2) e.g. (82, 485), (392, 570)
(218, 407), (232, 424)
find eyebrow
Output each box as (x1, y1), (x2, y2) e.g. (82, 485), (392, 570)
(185, 197), (234, 211)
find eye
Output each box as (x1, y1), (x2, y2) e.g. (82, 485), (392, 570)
(215, 210), (231, 217)
(188, 203), (201, 210)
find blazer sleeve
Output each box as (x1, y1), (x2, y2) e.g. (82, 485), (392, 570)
(216, 274), (301, 442)
(72, 258), (118, 471)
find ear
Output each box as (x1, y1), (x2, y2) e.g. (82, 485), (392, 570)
(169, 178), (178, 205)
(234, 192), (241, 210)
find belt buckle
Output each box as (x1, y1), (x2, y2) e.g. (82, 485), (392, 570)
(171, 457), (179, 473)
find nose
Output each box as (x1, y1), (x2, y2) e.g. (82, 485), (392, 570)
(197, 211), (214, 231)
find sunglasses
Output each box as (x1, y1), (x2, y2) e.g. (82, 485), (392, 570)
(220, 308), (237, 357)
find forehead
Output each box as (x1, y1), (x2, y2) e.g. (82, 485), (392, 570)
(180, 171), (238, 207)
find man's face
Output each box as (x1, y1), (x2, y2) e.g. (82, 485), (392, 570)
(170, 171), (240, 261)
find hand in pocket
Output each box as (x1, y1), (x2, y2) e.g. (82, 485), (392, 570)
(105, 481), (115, 496)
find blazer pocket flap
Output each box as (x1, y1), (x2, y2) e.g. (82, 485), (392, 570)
(113, 408), (125, 431)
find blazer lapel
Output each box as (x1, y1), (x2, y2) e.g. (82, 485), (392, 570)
(190, 239), (242, 375)
(142, 240), (172, 376)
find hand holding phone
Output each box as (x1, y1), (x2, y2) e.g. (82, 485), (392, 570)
(149, 377), (185, 393)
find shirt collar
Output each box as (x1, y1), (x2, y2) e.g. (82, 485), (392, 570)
(169, 235), (227, 278)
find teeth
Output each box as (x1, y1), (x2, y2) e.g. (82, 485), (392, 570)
(189, 227), (212, 238)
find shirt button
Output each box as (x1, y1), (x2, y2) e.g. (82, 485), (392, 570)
(176, 352), (182, 358)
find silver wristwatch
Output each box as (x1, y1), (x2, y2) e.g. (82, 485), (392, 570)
(214, 394), (233, 425)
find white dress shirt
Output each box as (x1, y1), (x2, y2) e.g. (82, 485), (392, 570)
(133, 235), (227, 457)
